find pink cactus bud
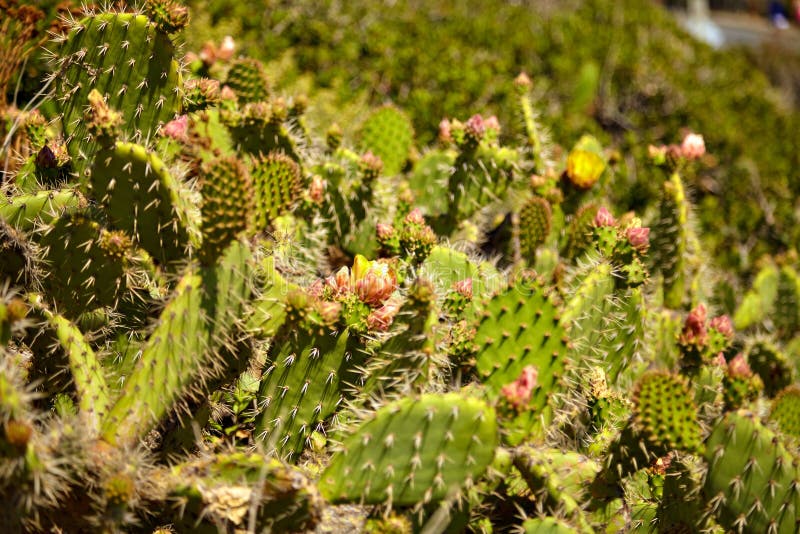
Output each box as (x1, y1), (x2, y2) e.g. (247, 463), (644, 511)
(438, 118), (452, 143)
(713, 352), (727, 367)
(326, 267), (351, 296)
(727, 353), (752, 379)
(220, 85), (237, 101)
(593, 207), (616, 227)
(453, 278), (473, 299)
(376, 223), (395, 240)
(405, 208), (425, 225)
(464, 114), (485, 140)
(309, 175), (325, 203)
(199, 41), (216, 65)
(680, 133), (706, 160)
(484, 115), (501, 134)
(367, 299), (401, 331)
(217, 35), (235, 61)
(681, 304), (708, 346)
(501, 365), (539, 410)
(162, 115), (189, 142)
(709, 315), (734, 339)
(626, 226), (650, 251)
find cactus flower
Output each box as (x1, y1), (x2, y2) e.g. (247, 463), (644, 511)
(464, 114), (485, 140)
(626, 226), (650, 251)
(680, 133), (705, 160)
(308, 175), (325, 203)
(405, 208), (425, 226)
(355, 261), (397, 306)
(594, 207), (616, 227)
(501, 365), (538, 410)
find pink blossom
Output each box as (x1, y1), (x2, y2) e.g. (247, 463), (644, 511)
(709, 315), (734, 339)
(713, 352), (727, 367)
(727, 353), (753, 379)
(453, 278), (473, 299)
(593, 207), (616, 227)
(163, 115), (189, 142)
(501, 365), (539, 410)
(626, 226), (650, 251)
(680, 133), (706, 160)
(355, 262), (397, 306)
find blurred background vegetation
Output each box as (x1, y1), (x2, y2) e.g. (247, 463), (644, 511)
(6, 0), (800, 278)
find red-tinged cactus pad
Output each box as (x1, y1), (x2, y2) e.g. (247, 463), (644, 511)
(704, 410), (800, 533)
(319, 393), (497, 506)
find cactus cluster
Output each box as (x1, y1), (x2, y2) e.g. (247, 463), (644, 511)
(1, 2), (800, 533)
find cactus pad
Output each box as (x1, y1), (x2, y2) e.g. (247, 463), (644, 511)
(518, 196), (552, 263)
(704, 410), (800, 533)
(319, 393), (497, 506)
(631, 371), (701, 455)
(770, 385), (800, 439)
(225, 58), (270, 103)
(199, 156), (254, 262)
(54, 12), (181, 174)
(252, 152), (303, 231)
(358, 105), (414, 176)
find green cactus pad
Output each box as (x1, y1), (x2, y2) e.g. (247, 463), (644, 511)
(41, 309), (110, 432)
(518, 196), (552, 264)
(91, 142), (196, 265)
(39, 213), (130, 317)
(54, 12), (181, 174)
(563, 202), (598, 260)
(474, 275), (568, 441)
(254, 327), (360, 459)
(770, 385), (800, 438)
(101, 240), (252, 446)
(358, 105), (414, 176)
(652, 172), (690, 309)
(631, 371), (701, 455)
(252, 152), (303, 231)
(776, 265), (800, 340)
(407, 149), (456, 216)
(734, 263), (778, 330)
(521, 517), (579, 533)
(704, 410), (800, 533)
(748, 340), (794, 397)
(199, 156), (254, 262)
(319, 393), (497, 506)
(0, 190), (85, 233)
(225, 58), (270, 103)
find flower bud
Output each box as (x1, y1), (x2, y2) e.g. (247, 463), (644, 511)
(709, 315), (734, 339)
(727, 353), (752, 379)
(593, 207), (616, 227)
(626, 226), (650, 251)
(367, 299), (401, 331)
(355, 261), (397, 306)
(453, 278), (473, 299)
(162, 114), (189, 142)
(405, 208), (425, 226)
(217, 35), (236, 61)
(680, 132), (705, 160)
(438, 118), (452, 143)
